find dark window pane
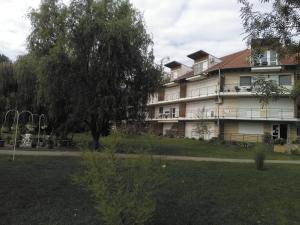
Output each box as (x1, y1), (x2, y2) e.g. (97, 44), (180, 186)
(279, 75), (291, 85)
(240, 76), (252, 86)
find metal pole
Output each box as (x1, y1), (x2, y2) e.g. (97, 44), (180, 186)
(12, 111), (19, 161)
(37, 116), (41, 149)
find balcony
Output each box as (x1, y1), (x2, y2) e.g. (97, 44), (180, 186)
(184, 107), (297, 121)
(222, 84), (253, 94)
(165, 93), (180, 101)
(187, 85), (218, 98)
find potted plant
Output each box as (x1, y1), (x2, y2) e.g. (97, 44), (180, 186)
(235, 86), (241, 92)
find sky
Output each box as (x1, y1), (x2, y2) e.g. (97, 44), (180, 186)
(0, 0), (263, 66)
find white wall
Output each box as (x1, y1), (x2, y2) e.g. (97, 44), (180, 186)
(165, 86), (180, 101)
(163, 123), (173, 135)
(186, 100), (216, 118)
(238, 122), (264, 135)
(185, 122), (217, 140)
(186, 77), (218, 97)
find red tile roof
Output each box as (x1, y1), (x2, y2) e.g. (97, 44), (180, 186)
(175, 49), (298, 81)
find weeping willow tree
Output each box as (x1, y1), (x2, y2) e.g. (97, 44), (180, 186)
(28, 0), (162, 148)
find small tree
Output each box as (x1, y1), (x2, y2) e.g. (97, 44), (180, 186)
(194, 107), (210, 140)
(75, 150), (165, 225)
(253, 77), (289, 108)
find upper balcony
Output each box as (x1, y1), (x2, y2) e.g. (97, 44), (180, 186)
(146, 106), (299, 122)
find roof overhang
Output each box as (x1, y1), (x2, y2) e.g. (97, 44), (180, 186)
(187, 50), (209, 60)
(164, 61), (181, 69)
(251, 66), (282, 73)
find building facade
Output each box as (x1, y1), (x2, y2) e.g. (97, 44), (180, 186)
(146, 45), (300, 143)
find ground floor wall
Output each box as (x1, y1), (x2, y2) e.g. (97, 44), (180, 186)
(223, 121), (298, 143)
(147, 120), (299, 143)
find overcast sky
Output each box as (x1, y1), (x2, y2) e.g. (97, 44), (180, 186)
(0, 0), (260, 66)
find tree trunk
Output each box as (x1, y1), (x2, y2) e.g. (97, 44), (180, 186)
(91, 130), (101, 150)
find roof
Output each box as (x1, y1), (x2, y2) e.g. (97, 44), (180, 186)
(207, 49), (251, 72)
(187, 50), (209, 60)
(164, 61), (182, 69)
(173, 48), (298, 82)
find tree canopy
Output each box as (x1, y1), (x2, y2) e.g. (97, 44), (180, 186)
(26, 0), (162, 148)
(239, 0), (300, 61)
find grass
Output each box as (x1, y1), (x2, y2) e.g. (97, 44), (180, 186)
(98, 133), (300, 160)
(0, 155), (300, 225)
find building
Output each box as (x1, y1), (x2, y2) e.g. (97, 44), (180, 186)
(146, 42), (300, 143)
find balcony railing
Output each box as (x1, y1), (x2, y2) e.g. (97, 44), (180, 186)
(164, 93), (180, 101)
(222, 83), (292, 94)
(187, 85), (218, 98)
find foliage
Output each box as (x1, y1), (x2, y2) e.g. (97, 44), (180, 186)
(239, 0), (300, 62)
(290, 83), (300, 99)
(254, 148), (266, 170)
(290, 148), (300, 155)
(0, 54), (10, 63)
(263, 132), (273, 144)
(253, 77), (289, 108)
(28, 0), (162, 148)
(74, 150), (165, 225)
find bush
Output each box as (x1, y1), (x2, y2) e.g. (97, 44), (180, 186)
(74, 150), (166, 225)
(263, 133), (273, 144)
(274, 138), (285, 145)
(290, 148), (300, 155)
(255, 151), (265, 171)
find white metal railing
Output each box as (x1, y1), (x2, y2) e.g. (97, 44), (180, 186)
(184, 107), (295, 120)
(219, 107), (295, 119)
(187, 85), (218, 98)
(146, 107), (296, 120)
(186, 108), (217, 119)
(164, 93), (180, 101)
(222, 83), (292, 94)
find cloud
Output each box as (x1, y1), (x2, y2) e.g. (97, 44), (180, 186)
(0, 0), (270, 64)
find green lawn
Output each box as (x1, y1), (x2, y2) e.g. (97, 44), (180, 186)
(0, 155), (300, 225)
(98, 133), (300, 160)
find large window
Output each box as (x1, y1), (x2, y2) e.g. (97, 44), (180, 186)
(279, 75), (292, 85)
(240, 76), (252, 86)
(253, 50), (278, 66)
(194, 60), (208, 75)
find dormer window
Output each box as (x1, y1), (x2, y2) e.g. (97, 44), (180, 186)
(254, 50), (278, 66)
(194, 60), (208, 75)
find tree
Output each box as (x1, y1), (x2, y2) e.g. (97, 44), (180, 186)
(239, 0), (300, 62)
(28, 0), (75, 138)
(253, 77), (289, 108)
(0, 60), (17, 113)
(74, 149), (165, 225)
(0, 54), (10, 63)
(14, 54), (38, 112)
(28, 0), (162, 148)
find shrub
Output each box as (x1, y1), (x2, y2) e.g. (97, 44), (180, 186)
(290, 148), (300, 155)
(274, 138), (285, 145)
(74, 150), (166, 225)
(263, 133), (273, 144)
(255, 151), (266, 171)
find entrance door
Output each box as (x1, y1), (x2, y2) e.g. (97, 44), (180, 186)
(272, 124), (288, 143)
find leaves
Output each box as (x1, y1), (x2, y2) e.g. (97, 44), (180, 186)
(75, 150), (165, 225)
(253, 78), (289, 108)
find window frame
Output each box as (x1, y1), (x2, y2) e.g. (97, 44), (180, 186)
(240, 76), (252, 86)
(279, 74), (292, 86)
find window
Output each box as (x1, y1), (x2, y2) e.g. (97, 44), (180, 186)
(279, 75), (291, 85)
(240, 76), (252, 86)
(253, 50), (278, 66)
(159, 107), (163, 116)
(269, 50), (277, 65)
(170, 108), (176, 118)
(194, 60), (208, 75)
